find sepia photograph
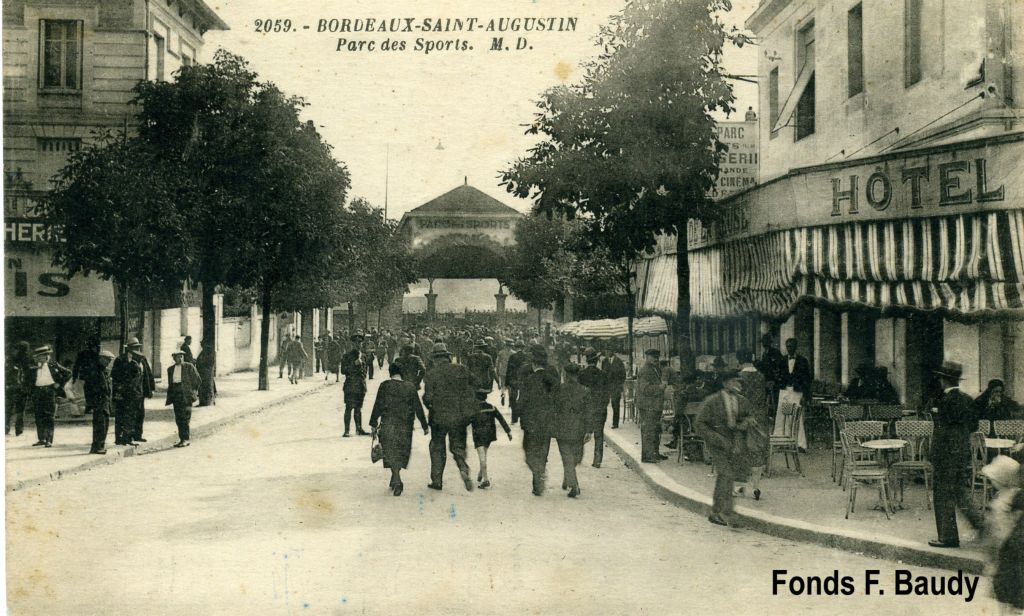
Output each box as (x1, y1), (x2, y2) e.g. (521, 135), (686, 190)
(3, 0), (1023, 613)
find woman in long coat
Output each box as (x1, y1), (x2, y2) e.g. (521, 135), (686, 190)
(369, 364), (428, 496)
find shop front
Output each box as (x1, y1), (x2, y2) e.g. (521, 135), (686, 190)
(636, 133), (1024, 406)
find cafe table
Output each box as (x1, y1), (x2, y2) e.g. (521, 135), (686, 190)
(985, 437), (1016, 453)
(861, 438), (908, 512)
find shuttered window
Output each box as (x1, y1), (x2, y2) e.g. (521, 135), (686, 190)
(40, 20), (83, 90)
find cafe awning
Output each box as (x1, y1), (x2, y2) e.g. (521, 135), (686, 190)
(557, 316), (669, 339)
(638, 210), (1024, 319)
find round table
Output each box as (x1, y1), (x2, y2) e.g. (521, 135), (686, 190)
(861, 439), (908, 511)
(985, 437), (1016, 452)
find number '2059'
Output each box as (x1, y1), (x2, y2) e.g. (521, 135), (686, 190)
(254, 19), (292, 33)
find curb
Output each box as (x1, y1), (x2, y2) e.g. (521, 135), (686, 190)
(603, 429), (985, 575)
(6, 381), (331, 494)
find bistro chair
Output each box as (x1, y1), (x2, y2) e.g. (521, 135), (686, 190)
(867, 405), (903, 436)
(891, 420), (934, 509)
(676, 402), (709, 464)
(969, 432), (991, 502)
(839, 421), (886, 489)
(993, 420), (1024, 440)
(976, 419), (992, 437)
(830, 405), (865, 483)
(840, 431), (893, 519)
(766, 402), (802, 477)
(623, 379), (637, 423)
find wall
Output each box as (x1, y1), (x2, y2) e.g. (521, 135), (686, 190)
(751, 0), (1013, 181)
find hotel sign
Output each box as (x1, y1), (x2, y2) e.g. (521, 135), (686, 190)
(689, 135), (1022, 249)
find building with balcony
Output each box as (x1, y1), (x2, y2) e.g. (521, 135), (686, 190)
(3, 0), (227, 362)
(636, 0), (1023, 405)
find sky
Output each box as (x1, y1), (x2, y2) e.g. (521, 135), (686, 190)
(202, 0), (760, 220)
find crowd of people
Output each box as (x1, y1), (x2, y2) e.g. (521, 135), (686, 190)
(5, 335), (211, 454)
(7, 322), (1023, 610)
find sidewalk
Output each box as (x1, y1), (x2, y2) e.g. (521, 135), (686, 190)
(5, 370), (332, 492)
(603, 420), (987, 574)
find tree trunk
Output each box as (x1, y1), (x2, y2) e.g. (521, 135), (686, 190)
(201, 280), (217, 375)
(675, 224), (694, 373)
(537, 306), (542, 332)
(625, 268), (635, 375)
(258, 283), (272, 391)
(118, 280), (130, 352)
(347, 302), (355, 336)
(301, 308), (315, 377)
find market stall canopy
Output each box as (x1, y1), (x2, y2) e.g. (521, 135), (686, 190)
(556, 316), (668, 339)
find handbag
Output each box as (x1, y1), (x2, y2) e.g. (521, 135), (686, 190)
(370, 428), (383, 464)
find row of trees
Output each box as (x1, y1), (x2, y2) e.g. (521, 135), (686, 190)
(502, 0), (749, 370)
(38, 51), (416, 390)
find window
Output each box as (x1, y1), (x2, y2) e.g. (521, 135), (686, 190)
(904, 0), (922, 87)
(795, 21), (816, 140)
(847, 4), (864, 97)
(40, 20), (82, 90)
(769, 67), (780, 135)
(795, 75), (816, 139)
(38, 138), (81, 153)
(154, 34), (166, 81)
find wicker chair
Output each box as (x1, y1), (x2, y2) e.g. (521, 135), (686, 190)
(868, 404), (904, 436)
(891, 420), (934, 509)
(976, 419), (992, 437)
(830, 405), (865, 482)
(840, 421), (886, 489)
(993, 419), (1024, 440)
(969, 432), (991, 502)
(767, 402), (803, 477)
(840, 431), (893, 519)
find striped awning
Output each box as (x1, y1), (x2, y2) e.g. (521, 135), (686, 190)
(638, 210), (1024, 319)
(557, 316), (669, 339)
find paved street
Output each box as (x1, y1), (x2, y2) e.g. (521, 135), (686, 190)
(6, 377), (1001, 615)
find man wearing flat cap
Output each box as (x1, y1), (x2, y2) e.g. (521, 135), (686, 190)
(929, 360), (984, 548)
(86, 350), (115, 454)
(636, 348), (668, 463)
(341, 331), (369, 436)
(166, 346), (202, 447)
(26, 345), (70, 448)
(422, 343), (476, 492)
(578, 348), (609, 468)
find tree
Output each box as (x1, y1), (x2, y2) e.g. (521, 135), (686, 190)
(338, 198), (418, 330)
(502, 0), (745, 370)
(133, 51), (274, 380)
(37, 134), (192, 349)
(500, 212), (567, 329)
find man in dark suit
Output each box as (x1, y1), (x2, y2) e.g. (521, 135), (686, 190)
(518, 344), (561, 495)
(422, 343), (476, 492)
(929, 360), (984, 548)
(27, 345), (71, 448)
(125, 338), (155, 443)
(111, 347), (143, 445)
(778, 337), (811, 394)
(505, 341), (528, 425)
(636, 349), (667, 463)
(86, 350), (115, 454)
(180, 336), (196, 366)
(696, 372), (752, 527)
(166, 347), (202, 447)
(466, 340), (498, 400)
(552, 363), (588, 498)
(578, 348), (609, 468)
(600, 347), (627, 429)
(341, 332), (368, 436)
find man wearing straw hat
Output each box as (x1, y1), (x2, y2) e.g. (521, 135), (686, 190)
(928, 360), (985, 548)
(26, 345), (70, 448)
(166, 345), (202, 448)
